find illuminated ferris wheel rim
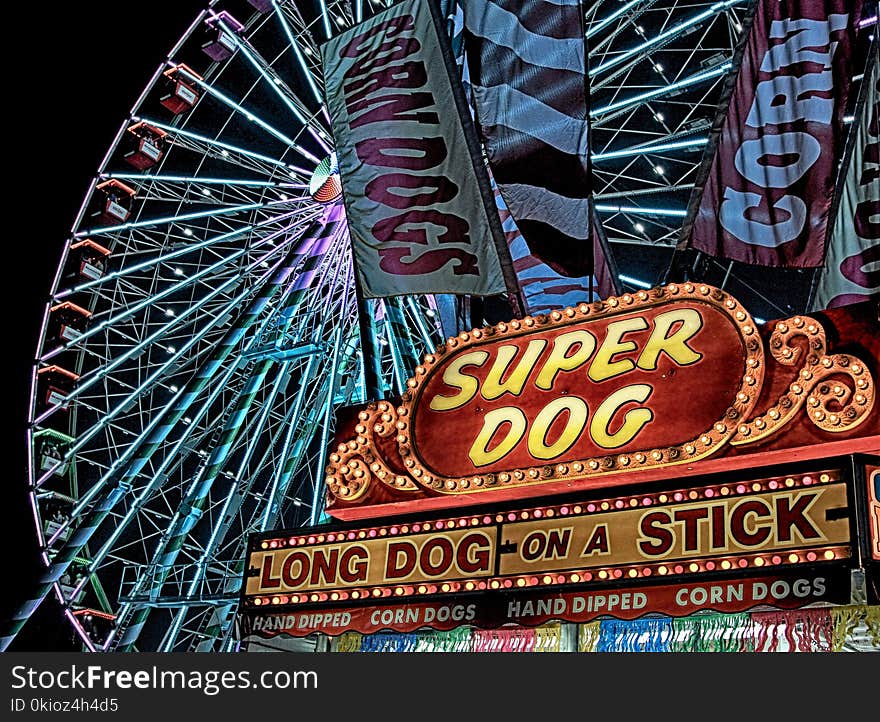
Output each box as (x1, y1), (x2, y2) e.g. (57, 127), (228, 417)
(19, 0), (758, 652)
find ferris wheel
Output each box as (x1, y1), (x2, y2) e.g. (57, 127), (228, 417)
(12, 0), (756, 652)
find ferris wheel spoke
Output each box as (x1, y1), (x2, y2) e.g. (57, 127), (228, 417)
(169, 359), (298, 617)
(52, 213), (299, 304)
(594, 131), (713, 194)
(669, 20), (723, 86)
(35, 253), (284, 427)
(260, 202), (349, 326)
(112, 353), (316, 651)
(33, 244), (299, 489)
(307, 328), (353, 526)
(4, 347), (238, 652)
(591, 61), (729, 121)
(587, 1), (665, 77)
(292, 265), (358, 523)
(84, 357), (274, 586)
(672, 89), (721, 130)
(404, 296), (443, 350)
(606, 158), (667, 188)
(131, 361), (278, 651)
(102, 172), (307, 190)
(596, 203), (686, 218)
(171, 500), (293, 649)
(47, 228), (288, 363)
(124, 321), (351, 650)
(595, 168), (664, 197)
(264, 254), (358, 531)
(45, 264), (320, 608)
(380, 299), (419, 395)
(88, 214), (336, 504)
(58, 355), (249, 610)
(260, 358), (324, 533)
(587, 1), (658, 43)
(74, 198), (290, 238)
(595, 183), (694, 201)
(98, 178), (311, 209)
(214, 16), (331, 152)
(264, 372), (343, 533)
(239, 365), (329, 531)
(271, 1), (326, 110)
(172, 64), (320, 164)
(593, 135), (709, 162)
(316, 0), (333, 39)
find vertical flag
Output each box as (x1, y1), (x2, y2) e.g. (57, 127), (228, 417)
(461, 0), (594, 279)
(321, 0), (519, 301)
(495, 180), (620, 313)
(811, 41), (880, 310)
(590, 201), (622, 301)
(679, 0), (864, 267)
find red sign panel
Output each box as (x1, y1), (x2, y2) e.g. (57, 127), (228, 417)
(324, 286), (877, 520)
(241, 569), (851, 639)
(411, 297), (747, 478)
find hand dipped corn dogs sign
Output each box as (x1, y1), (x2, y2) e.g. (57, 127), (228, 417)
(242, 568), (852, 638)
(324, 284), (878, 519)
(243, 568), (849, 638)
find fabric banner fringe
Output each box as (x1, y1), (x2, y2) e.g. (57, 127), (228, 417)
(578, 621), (601, 653)
(328, 605), (878, 652)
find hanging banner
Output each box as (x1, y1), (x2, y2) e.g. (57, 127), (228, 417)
(681, 0), (863, 267)
(494, 184), (620, 314)
(591, 201), (622, 302)
(811, 42), (880, 310)
(321, 0), (510, 298)
(244, 468), (851, 609)
(461, 0), (594, 278)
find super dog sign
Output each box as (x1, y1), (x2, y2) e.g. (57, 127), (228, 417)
(411, 294), (748, 476)
(324, 284), (876, 513)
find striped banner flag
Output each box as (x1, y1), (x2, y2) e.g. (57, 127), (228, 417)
(461, 0), (594, 279)
(493, 180), (620, 313)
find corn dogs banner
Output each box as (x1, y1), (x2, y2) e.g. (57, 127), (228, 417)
(323, 284), (877, 519)
(321, 0), (511, 298)
(681, 0), (864, 267)
(242, 468), (853, 629)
